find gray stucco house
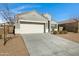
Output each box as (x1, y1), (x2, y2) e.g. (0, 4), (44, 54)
(15, 11), (57, 34)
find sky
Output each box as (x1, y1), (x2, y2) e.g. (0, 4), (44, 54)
(0, 3), (79, 22)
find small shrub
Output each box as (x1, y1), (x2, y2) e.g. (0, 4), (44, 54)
(53, 31), (58, 34)
(59, 31), (64, 34)
(0, 35), (2, 39)
(64, 31), (68, 34)
(59, 31), (68, 34)
(74, 31), (78, 33)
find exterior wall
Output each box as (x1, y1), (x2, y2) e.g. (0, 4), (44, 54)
(15, 11), (51, 34)
(43, 21), (51, 33)
(48, 20), (51, 32)
(45, 23), (48, 33)
(15, 20), (20, 34)
(15, 20), (49, 34)
(42, 14), (52, 32)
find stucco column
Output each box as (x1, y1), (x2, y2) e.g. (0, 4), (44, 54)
(48, 20), (51, 33)
(42, 13), (51, 33)
(50, 20), (51, 32)
(44, 23), (46, 33)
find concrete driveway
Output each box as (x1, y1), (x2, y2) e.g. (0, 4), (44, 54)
(21, 33), (79, 56)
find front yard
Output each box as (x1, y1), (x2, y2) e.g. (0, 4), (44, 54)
(56, 32), (79, 43)
(0, 34), (29, 56)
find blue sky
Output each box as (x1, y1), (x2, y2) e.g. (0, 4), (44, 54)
(0, 3), (79, 22)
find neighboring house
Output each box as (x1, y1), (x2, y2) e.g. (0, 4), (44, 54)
(15, 11), (52, 34)
(58, 19), (79, 32)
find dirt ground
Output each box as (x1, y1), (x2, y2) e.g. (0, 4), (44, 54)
(56, 32), (79, 43)
(0, 34), (30, 56)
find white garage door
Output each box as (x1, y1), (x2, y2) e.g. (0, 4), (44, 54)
(20, 23), (44, 34)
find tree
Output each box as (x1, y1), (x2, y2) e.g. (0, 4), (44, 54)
(73, 17), (79, 33)
(0, 4), (15, 45)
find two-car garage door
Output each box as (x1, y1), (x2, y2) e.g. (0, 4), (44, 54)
(20, 22), (45, 34)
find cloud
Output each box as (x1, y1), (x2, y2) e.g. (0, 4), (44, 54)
(10, 4), (42, 15)
(18, 4), (41, 9)
(12, 4), (41, 13)
(11, 9), (22, 14)
(15, 5), (26, 11)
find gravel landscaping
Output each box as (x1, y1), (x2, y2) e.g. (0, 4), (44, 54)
(56, 32), (79, 43)
(0, 34), (29, 56)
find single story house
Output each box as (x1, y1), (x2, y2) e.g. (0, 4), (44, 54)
(58, 19), (79, 32)
(15, 11), (52, 34)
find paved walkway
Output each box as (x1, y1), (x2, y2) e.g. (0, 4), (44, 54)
(21, 33), (79, 56)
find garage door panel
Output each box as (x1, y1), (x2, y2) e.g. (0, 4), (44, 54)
(20, 23), (44, 34)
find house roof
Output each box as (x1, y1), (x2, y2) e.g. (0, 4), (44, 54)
(58, 18), (79, 24)
(42, 14), (51, 21)
(16, 10), (48, 22)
